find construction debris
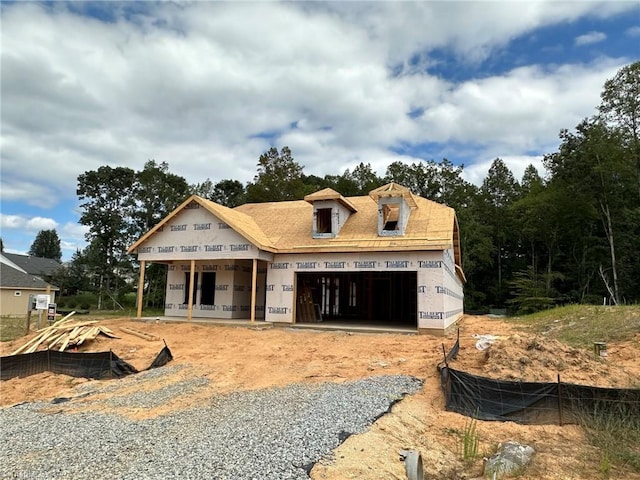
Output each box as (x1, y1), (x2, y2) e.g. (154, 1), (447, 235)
(119, 326), (160, 342)
(10, 312), (119, 355)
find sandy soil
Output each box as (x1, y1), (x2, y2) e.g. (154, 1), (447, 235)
(1, 315), (639, 479)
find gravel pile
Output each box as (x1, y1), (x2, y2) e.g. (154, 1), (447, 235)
(0, 373), (422, 480)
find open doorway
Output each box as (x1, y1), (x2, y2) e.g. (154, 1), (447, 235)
(296, 271), (417, 327)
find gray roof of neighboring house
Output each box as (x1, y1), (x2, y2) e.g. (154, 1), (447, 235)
(2, 253), (62, 277)
(0, 262), (58, 290)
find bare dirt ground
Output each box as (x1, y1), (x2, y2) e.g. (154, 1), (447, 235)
(1, 315), (639, 479)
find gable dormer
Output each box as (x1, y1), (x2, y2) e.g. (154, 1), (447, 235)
(369, 183), (417, 236)
(304, 188), (357, 238)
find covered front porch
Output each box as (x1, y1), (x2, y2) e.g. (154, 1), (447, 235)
(135, 258), (269, 323)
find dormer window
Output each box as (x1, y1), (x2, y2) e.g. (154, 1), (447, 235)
(304, 188), (357, 239)
(369, 183), (418, 237)
(317, 208), (332, 234)
(382, 204), (400, 231)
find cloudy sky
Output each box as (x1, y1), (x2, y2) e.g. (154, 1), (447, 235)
(1, 1), (638, 261)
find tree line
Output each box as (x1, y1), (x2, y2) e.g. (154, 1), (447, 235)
(21, 61), (640, 312)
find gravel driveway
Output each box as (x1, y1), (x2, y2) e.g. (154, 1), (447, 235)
(0, 365), (422, 479)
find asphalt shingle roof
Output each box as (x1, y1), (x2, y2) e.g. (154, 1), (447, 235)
(0, 263), (55, 289)
(3, 253), (61, 277)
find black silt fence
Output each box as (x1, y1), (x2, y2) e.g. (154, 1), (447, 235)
(0, 345), (173, 381)
(439, 334), (640, 425)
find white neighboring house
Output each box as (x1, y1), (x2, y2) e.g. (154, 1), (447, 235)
(0, 254), (59, 316)
(128, 183), (465, 335)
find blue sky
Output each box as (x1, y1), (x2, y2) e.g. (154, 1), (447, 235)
(1, 1), (639, 261)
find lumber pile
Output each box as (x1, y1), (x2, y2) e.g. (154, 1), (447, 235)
(297, 287), (319, 323)
(11, 312), (119, 355)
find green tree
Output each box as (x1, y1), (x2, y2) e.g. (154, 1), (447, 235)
(192, 179), (246, 207)
(544, 119), (636, 304)
(385, 160), (440, 198)
(50, 249), (91, 296)
(245, 147), (306, 202)
(77, 165), (137, 308)
(133, 160), (190, 234)
(191, 178), (215, 199)
(598, 61), (640, 196)
(28, 229), (62, 262)
(507, 267), (561, 314)
(131, 160), (190, 310)
(347, 162), (383, 195)
(211, 179), (246, 207)
(478, 158), (521, 305)
(301, 174), (330, 196)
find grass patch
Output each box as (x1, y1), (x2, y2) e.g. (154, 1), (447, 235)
(0, 317), (28, 342)
(578, 402), (640, 476)
(507, 304), (640, 348)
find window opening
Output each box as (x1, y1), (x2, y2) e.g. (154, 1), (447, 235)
(317, 208), (332, 234)
(183, 272), (199, 304)
(200, 272), (216, 305)
(320, 276), (340, 316)
(349, 280), (357, 307)
(383, 204), (400, 231)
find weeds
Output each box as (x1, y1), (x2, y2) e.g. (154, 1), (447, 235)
(460, 415), (480, 465)
(598, 451), (610, 478)
(577, 397), (640, 475)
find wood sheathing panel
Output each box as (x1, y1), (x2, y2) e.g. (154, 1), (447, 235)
(234, 195), (455, 254)
(129, 187), (460, 273)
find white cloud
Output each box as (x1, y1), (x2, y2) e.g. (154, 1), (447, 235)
(0, 0), (635, 211)
(414, 60), (624, 162)
(0, 214), (58, 232)
(0, 215), (87, 259)
(59, 222), (89, 242)
(575, 31), (607, 46)
(626, 26), (640, 37)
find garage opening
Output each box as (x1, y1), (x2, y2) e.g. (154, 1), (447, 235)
(296, 272), (417, 327)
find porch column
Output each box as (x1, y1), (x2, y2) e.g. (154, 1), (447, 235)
(187, 259), (195, 321)
(136, 260), (146, 318)
(250, 258), (258, 323)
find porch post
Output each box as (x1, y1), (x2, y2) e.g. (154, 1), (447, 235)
(136, 260), (146, 318)
(250, 258), (258, 323)
(187, 259), (195, 321)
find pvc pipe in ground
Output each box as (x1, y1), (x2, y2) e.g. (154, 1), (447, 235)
(399, 449), (424, 480)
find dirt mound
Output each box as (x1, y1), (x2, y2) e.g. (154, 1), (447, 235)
(442, 320), (639, 389)
(474, 334), (636, 386)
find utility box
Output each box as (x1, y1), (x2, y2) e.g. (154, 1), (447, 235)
(28, 294), (37, 311)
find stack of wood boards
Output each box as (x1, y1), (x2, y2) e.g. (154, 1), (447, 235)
(297, 287), (318, 323)
(11, 312), (119, 355)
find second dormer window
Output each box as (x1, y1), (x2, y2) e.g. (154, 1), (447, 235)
(382, 204), (400, 231)
(317, 208), (332, 234)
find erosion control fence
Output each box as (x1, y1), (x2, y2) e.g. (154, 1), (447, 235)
(0, 344), (173, 381)
(439, 332), (640, 425)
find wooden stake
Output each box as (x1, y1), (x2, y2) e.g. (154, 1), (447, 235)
(250, 258), (257, 323)
(137, 260), (146, 319)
